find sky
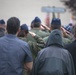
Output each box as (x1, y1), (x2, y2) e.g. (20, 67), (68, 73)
(0, 0), (72, 26)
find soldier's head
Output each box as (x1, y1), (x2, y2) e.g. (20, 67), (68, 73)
(21, 24), (28, 34)
(50, 18), (61, 30)
(17, 24), (29, 37)
(33, 16), (41, 28)
(0, 19), (6, 30)
(7, 17), (20, 34)
(0, 19), (5, 25)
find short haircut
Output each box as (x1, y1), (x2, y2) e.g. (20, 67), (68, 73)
(51, 25), (61, 30)
(33, 22), (41, 27)
(7, 17), (20, 34)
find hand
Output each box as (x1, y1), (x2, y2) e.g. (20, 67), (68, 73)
(61, 27), (66, 33)
(41, 24), (50, 30)
(29, 31), (36, 37)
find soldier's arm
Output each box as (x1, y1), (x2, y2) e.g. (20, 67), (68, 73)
(29, 31), (45, 44)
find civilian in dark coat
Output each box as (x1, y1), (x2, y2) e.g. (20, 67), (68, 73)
(31, 29), (75, 75)
(65, 25), (76, 75)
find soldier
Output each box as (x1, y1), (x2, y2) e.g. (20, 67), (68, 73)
(0, 19), (6, 37)
(30, 16), (50, 38)
(18, 24), (45, 59)
(43, 18), (72, 46)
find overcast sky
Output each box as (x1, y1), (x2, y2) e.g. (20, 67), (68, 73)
(0, 0), (71, 26)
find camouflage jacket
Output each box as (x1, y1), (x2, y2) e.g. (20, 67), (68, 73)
(30, 28), (50, 38)
(19, 35), (45, 59)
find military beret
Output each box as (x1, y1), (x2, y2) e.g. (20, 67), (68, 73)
(0, 19), (5, 24)
(20, 24), (28, 31)
(33, 16), (41, 23)
(51, 18), (61, 26)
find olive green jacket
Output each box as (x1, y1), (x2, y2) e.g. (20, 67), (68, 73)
(43, 36), (72, 46)
(19, 35), (45, 59)
(30, 28), (50, 38)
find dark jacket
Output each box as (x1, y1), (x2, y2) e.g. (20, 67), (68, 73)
(0, 28), (5, 37)
(31, 29), (75, 75)
(65, 40), (76, 75)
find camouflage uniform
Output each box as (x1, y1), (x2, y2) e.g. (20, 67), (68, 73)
(19, 35), (45, 59)
(43, 35), (72, 46)
(30, 28), (50, 38)
(19, 35), (45, 75)
(26, 33), (37, 42)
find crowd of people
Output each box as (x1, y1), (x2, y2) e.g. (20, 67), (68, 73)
(0, 16), (76, 75)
